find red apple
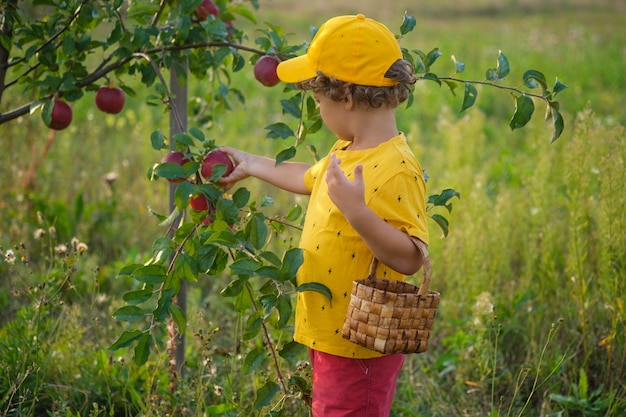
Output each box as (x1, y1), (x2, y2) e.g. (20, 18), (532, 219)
(190, 194), (209, 211)
(201, 150), (235, 181)
(196, 0), (219, 20)
(161, 151), (191, 183)
(96, 86), (125, 114)
(48, 99), (72, 130)
(253, 55), (280, 87)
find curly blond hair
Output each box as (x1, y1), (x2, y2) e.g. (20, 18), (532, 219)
(296, 59), (416, 109)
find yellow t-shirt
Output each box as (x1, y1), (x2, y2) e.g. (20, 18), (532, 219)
(295, 133), (428, 358)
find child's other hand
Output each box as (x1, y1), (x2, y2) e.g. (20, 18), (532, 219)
(218, 146), (250, 189)
(325, 153), (366, 219)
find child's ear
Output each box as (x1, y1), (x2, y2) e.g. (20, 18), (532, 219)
(344, 92), (354, 110)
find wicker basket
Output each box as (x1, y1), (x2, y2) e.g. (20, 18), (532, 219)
(342, 238), (440, 354)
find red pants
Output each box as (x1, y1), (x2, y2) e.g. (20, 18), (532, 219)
(309, 348), (405, 417)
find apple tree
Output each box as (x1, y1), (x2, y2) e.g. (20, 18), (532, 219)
(0, 0), (567, 413)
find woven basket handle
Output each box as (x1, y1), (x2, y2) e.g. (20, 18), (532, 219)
(410, 237), (432, 297)
(366, 236), (432, 296)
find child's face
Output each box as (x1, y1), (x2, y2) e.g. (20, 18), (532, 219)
(313, 91), (352, 141)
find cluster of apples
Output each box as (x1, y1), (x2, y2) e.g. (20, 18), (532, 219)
(47, 85), (125, 130)
(161, 149), (235, 225)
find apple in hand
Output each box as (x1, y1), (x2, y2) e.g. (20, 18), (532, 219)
(196, 0), (219, 20)
(161, 151), (191, 183)
(48, 99), (73, 130)
(96, 86), (125, 114)
(253, 55), (281, 87)
(201, 150), (235, 181)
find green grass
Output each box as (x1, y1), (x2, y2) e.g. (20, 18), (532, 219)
(1, 1), (625, 415)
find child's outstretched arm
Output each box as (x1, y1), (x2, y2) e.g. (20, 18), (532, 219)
(218, 147), (311, 195)
(325, 153), (424, 275)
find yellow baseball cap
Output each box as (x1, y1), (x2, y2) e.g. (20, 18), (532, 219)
(277, 14), (402, 87)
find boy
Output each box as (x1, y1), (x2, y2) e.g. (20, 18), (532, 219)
(219, 14), (428, 417)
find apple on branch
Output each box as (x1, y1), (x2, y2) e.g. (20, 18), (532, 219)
(96, 85), (125, 114)
(254, 55), (281, 87)
(196, 0), (219, 20)
(47, 99), (73, 130)
(160, 151), (192, 183)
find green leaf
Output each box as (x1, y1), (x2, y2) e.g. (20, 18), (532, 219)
(154, 161), (198, 183)
(117, 263), (143, 277)
(553, 78), (567, 95)
(424, 48), (442, 69)
(122, 288), (154, 305)
(275, 146), (297, 165)
(174, 252), (198, 282)
(109, 329), (144, 350)
(231, 187), (251, 208)
(173, 132), (195, 147)
(220, 279), (244, 297)
(133, 333), (152, 366)
(280, 248), (303, 282)
(153, 288), (175, 322)
(496, 50), (510, 79)
(149, 237), (173, 265)
(285, 204), (303, 222)
(150, 130), (166, 150)
(280, 96), (302, 118)
(265, 122), (294, 139)
(243, 346), (266, 374)
(132, 264), (167, 284)
(428, 189), (461, 209)
(510, 95), (535, 130)
(243, 313), (263, 340)
(523, 69), (548, 91)
(296, 282), (332, 305)
(430, 213), (450, 237)
(230, 257), (262, 275)
(256, 265), (282, 280)
(245, 213), (268, 249)
(400, 13), (416, 36)
(112, 305), (146, 322)
(461, 82), (478, 112)
(279, 340), (307, 365)
(41, 99), (53, 127)
(126, 1), (160, 24)
(550, 104), (564, 143)
(253, 381), (280, 411)
(276, 294), (292, 329)
(169, 304), (187, 335)
(174, 181), (196, 211)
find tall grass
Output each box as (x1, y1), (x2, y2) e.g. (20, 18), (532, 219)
(1, 1), (625, 415)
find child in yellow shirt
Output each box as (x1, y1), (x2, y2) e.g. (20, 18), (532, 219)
(220, 14), (428, 417)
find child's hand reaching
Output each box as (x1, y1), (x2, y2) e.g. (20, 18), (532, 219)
(325, 153), (366, 220)
(217, 147), (251, 190)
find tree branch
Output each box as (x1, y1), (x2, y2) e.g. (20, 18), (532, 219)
(0, 41), (266, 125)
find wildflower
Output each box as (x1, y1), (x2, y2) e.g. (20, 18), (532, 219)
(49, 226), (57, 239)
(34, 228), (46, 239)
(55, 244), (68, 256)
(472, 291), (494, 327)
(4, 249), (16, 264)
(71, 237), (80, 249)
(77, 243), (88, 253)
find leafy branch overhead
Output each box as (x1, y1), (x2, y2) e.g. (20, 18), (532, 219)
(398, 13), (567, 143)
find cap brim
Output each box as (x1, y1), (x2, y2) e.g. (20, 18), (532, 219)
(276, 54), (317, 84)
